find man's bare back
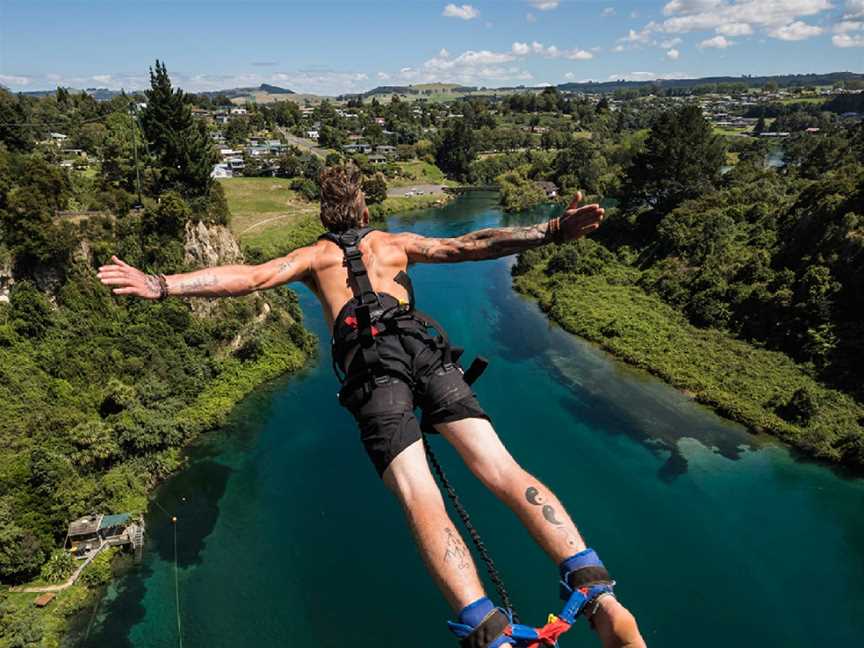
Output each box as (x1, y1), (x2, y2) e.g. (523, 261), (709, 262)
(304, 231), (411, 329)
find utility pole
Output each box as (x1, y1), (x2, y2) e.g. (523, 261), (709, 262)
(129, 99), (143, 208)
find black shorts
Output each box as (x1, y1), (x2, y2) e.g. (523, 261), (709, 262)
(337, 331), (489, 477)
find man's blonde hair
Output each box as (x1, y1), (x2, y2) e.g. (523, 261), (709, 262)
(319, 163), (366, 233)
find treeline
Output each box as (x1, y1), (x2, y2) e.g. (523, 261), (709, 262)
(0, 59), (313, 630)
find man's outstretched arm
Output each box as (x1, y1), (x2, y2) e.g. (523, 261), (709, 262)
(400, 192), (604, 264)
(96, 247), (314, 300)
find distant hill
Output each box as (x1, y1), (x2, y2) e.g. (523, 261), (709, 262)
(555, 71), (864, 94)
(353, 83), (477, 98)
(258, 83), (294, 95)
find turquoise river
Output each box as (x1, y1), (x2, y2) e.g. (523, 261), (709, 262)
(74, 193), (864, 647)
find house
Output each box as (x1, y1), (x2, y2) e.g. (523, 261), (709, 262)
(227, 157), (245, 172)
(229, 107), (248, 116)
(343, 143), (373, 154)
(375, 144), (397, 157)
(374, 117), (386, 126)
(65, 512), (143, 558)
(49, 132), (68, 146)
(536, 181), (558, 199)
(367, 153), (388, 165)
(306, 129), (320, 140)
(211, 163), (232, 178)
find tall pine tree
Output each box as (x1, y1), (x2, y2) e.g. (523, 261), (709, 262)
(140, 60), (216, 196)
(623, 104), (725, 214)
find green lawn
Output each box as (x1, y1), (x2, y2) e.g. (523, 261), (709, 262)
(514, 265), (864, 467)
(387, 160), (455, 187)
(218, 177), (319, 239)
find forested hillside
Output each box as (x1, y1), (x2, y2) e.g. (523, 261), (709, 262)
(0, 61), (314, 643)
(513, 104), (864, 467)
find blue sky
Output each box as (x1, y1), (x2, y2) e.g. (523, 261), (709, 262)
(1, 1), (862, 94)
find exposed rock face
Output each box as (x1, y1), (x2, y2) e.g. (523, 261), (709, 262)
(184, 220), (244, 268)
(0, 257), (12, 304)
(183, 220), (245, 318)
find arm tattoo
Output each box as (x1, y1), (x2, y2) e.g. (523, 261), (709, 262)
(443, 527), (470, 570)
(144, 275), (161, 297)
(176, 274), (218, 292)
(415, 222), (551, 263)
(278, 260), (295, 275)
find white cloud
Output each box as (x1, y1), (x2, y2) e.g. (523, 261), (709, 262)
(835, 20), (864, 32)
(91, 74), (113, 84)
(699, 34), (733, 48)
(768, 20), (823, 40)
(663, 0), (725, 16)
(526, 12), (537, 22)
(833, 32), (864, 45)
(717, 22), (753, 35)
(601, 8), (616, 17)
(377, 72), (390, 80)
(426, 49), (515, 70)
(661, 37), (683, 47)
(442, 4), (480, 20)
(666, 48), (681, 59)
(658, 0), (832, 34)
(511, 41), (593, 59)
(622, 25), (657, 43)
(845, 0), (864, 18)
(0, 74), (31, 86)
(528, 0), (559, 10)
(612, 44), (627, 52)
(630, 11), (640, 19)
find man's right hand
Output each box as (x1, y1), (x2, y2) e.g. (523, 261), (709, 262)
(97, 256), (162, 299)
(557, 192), (605, 242)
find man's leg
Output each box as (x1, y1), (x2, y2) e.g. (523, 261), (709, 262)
(382, 439), (515, 647)
(436, 418), (645, 648)
(382, 438), (486, 611)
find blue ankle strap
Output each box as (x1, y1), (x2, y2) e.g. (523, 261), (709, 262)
(448, 598), (512, 648)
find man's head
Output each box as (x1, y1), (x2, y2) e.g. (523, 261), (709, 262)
(319, 163), (369, 233)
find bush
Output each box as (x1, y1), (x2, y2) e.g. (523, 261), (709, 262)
(40, 549), (76, 583)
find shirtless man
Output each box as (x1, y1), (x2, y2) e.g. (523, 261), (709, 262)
(98, 164), (645, 648)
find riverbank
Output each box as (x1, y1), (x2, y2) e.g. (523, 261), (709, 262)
(513, 260), (864, 470)
(3, 320), (314, 648)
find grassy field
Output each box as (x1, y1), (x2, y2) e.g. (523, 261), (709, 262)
(514, 264), (864, 467)
(713, 125), (752, 137)
(219, 177), (319, 237)
(387, 160), (455, 187)
(779, 96), (827, 105)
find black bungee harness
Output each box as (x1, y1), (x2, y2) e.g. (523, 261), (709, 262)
(321, 227), (488, 397)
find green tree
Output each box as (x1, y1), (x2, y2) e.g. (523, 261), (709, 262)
(623, 105), (725, 214)
(140, 60), (217, 196)
(436, 119), (476, 181)
(362, 171), (388, 205)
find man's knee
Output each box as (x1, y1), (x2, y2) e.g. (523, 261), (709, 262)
(472, 452), (526, 497)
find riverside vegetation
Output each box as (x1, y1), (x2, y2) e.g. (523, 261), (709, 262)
(510, 104), (864, 468)
(0, 63), (317, 646)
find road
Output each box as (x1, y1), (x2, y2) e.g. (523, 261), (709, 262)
(386, 183), (448, 197)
